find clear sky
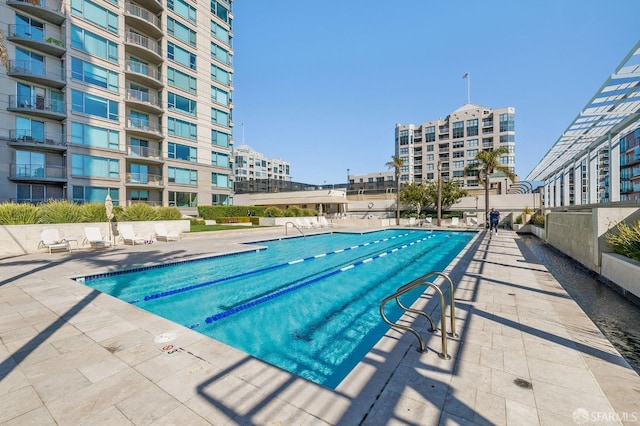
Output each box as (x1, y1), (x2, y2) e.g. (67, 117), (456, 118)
(231, 1), (640, 186)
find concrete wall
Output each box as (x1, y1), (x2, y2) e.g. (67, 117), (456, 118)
(0, 220), (190, 257)
(601, 253), (640, 302)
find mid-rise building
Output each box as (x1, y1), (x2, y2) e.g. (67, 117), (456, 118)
(233, 144), (290, 183)
(395, 103), (516, 193)
(347, 171), (395, 194)
(0, 0), (234, 211)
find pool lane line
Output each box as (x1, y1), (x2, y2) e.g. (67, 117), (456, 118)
(193, 233), (436, 327)
(131, 231), (422, 304)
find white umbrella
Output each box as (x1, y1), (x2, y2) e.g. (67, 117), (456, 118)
(105, 194), (114, 243)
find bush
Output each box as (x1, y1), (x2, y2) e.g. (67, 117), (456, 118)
(80, 202), (108, 223)
(38, 200), (83, 224)
(156, 206), (182, 220)
(118, 203), (158, 221)
(198, 205), (267, 219)
(514, 214), (523, 225)
(264, 207), (284, 217)
(284, 206), (303, 217)
(606, 220), (640, 262)
(530, 212), (545, 227)
(190, 217), (205, 226)
(0, 202), (39, 224)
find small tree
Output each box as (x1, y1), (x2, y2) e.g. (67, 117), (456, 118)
(400, 180), (468, 215)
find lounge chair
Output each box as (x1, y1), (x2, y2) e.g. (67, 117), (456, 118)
(449, 217), (460, 228)
(38, 229), (70, 254)
(408, 217), (418, 226)
(422, 217), (433, 227)
(318, 216), (335, 228)
(154, 223), (179, 242)
(118, 224), (147, 246)
(83, 227), (112, 248)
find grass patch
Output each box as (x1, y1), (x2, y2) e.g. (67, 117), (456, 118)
(190, 224), (266, 232)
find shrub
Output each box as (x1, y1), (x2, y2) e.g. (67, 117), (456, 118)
(264, 207), (284, 217)
(38, 200), (83, 224)
(156, 206), (182, 220)
(284, 206), (303, 217)
(530, 212), (545, 227)
(80, 202), (108, 223)
(514, 214), (523, 225)
(118, 203), (158, 221)
(0, 202), (39, 224)
(606, 220), (640, 262)
(190, 217), (205, 226)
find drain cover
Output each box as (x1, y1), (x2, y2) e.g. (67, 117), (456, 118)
(514, 378), (532, 388)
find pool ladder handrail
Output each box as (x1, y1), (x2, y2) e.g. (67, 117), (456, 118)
(379, 271), (457, 359)
(285, 221), (305, 237)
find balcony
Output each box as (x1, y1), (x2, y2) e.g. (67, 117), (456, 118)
(7, 25), (65, 57)
(9, 163), (66, 182)
(125, 173), (164, 187)
(7, 60), (65, 89)
(124, 60), (163, 89)
(125, 116), (163, 138)
(7, 130), (66, 152)
(125, 88), (163, 113)
(124, 30), (162, 62)
(125, 144), (163, 162)
(133, 0), (163, 14)
(125, 2), (163, 39)
(8, 95), (66, 120)
(6, 0), (64, 25)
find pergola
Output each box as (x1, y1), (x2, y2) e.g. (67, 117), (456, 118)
(527, 41), (640, 185)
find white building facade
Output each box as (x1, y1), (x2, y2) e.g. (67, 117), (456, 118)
(395, 103), (516, 193)
(0, 0), (234, 211)
(233, 144), (290, 182)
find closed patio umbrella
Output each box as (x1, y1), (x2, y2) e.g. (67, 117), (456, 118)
(105, 193), (114, 242)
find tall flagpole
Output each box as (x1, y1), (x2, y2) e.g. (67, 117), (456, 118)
(462, 72), (470, 104)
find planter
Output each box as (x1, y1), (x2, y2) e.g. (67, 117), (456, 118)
(601, 252), (640, 301)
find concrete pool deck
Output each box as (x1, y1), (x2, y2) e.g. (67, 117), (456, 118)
(1, 226), (639, 425)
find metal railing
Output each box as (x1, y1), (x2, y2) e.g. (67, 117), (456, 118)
(285, 221), (305, 237)
(380, 271), (457, 359)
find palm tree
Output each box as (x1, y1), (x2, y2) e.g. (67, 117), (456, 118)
(386, 155), (403, 225)
(463, 147), (515, 227)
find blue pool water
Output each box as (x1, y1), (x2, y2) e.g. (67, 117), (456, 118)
(81, 229), (474, 388)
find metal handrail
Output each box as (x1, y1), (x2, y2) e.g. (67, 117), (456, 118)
(284, 221), (304, 237)
(380, 271), (457, 359)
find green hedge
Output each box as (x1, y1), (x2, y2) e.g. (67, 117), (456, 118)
(198, 205), (268, 219)
(0, 201), (182, 225)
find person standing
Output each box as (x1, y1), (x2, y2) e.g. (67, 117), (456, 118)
(489, 207), (500, 234)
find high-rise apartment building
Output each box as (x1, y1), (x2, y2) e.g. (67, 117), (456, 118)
(395, 103), (516, 192)
(0, 0), (234, 210)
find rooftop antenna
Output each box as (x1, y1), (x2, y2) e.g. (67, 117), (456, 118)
(242, 122), (245, 145)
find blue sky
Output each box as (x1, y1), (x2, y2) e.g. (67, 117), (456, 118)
(231, 1), (640, 186)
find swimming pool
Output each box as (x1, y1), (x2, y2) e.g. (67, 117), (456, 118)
(80, 229), (474, 388)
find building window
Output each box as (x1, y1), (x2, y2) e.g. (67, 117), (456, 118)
(500, 134), (515, 143)
(211, 42), (232, 66)
(167, 42), (196, 70)
(167, 17), (196, 47)
(168, 67), (197, 94)
(169, 191), (197, 207)
(168, 166), (197, 185)
(453, 151), (464, 158)
(168, 142), (196, 162)
(482, 137), (494, 148)
(211, 86), (230, 106)
(168, 92), (197, 116)
(71, 25), (118, 63)
(212, 193), (231, 205)
(452, 121), (464, 139)
(425, 126), (435, 142)
(73, 186), (119, 204)
(466, 119), (478, 136)
(71, 154), (119, 178)
(167, 0), (196, 23)
(71, 90), (118, 121)
(212, 129), (230, 147)
(210, 20), (230, 45)
(212, 172), (229, 187)
(211, 64), (231, 85)
(211, 107), (230, 127)
(71, 57), (118, 92)
(453, 161), (464, 169)
(452, 140), (464, 149)
(499, 113), (515, 132)
(71, 0), (118, 33)
(467, 149), (478, 157)
(211, 151), (229, 167)
(15, 116), (44, 142)
(168, 117), (197, 140)
(210, 0), (231, 24)
(71, 122), (119, 150)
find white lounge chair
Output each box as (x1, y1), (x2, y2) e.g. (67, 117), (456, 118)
(408, 217), (418, 226)
(118, 224), (147, 246)
(449, 217), (460, 228)
(318, 216), (335, 228)
(422, 217), (433, 227)
(154, 223), (179, 242)
(38, 229), (70, 254)
(83, 227), (112, 248)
